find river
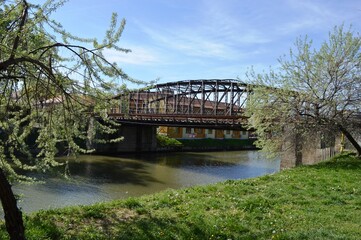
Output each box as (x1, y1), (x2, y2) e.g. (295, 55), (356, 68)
(13, 150), (280, 213)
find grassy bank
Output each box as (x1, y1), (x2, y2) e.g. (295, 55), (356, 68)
(156, 136), (257, 151)
(1, 153), (361, 239)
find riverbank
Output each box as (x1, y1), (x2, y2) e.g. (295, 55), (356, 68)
(1, 152), (360, 239)
(156, 136), (257, 152)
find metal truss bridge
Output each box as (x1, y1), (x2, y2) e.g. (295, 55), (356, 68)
(108, 79), (250, 129)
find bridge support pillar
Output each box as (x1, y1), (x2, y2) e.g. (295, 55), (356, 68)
(96, 124), (157, 154)
(280, 128), (336, 169)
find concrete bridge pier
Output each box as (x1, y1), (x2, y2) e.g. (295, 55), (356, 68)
(96, 124), (157, 154)
(280, 129), (336, 169)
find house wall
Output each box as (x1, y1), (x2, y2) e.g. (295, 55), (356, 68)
(158, 126), (168, 135)
(182, 127), (195, 139)
(215, 130), (224, 139)
(158, 126), (250, 140)
(232, 131), (240, 139)
(205, 129), (215, 138)
(224, 130), (232, 139)
(194, 128), (205, 138)
(240, 130), (249, 139)
(168, 127), (183, 139)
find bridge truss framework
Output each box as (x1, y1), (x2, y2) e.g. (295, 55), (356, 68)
(109, 79), (251, 128)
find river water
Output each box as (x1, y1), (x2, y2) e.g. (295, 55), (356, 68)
(13, 150), (280, 213)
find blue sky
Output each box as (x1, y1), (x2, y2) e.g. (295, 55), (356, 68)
(34, 0), (361, 86)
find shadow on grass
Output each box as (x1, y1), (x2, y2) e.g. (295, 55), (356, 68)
(115, 217), (210, 240)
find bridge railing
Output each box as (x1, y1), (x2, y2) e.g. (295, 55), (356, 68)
(109, 106), (245, 116)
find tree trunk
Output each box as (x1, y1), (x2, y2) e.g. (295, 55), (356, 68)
(0, 168), (25, 240)
(338, 124), (361, 157)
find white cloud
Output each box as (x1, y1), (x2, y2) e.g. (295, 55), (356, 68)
(200, 0), (272, 44)
(137, 22), (268, 62)
(286, 0), (334, 18)
(103, 46), (160, 65)
(139, 26), (231, 59)
(124, 0), (279, 69)
(113, 0), (361, 82)
(276, 0), (357, 35)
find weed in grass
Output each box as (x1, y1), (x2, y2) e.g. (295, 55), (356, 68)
(82, 205), (106, 219)
(123, 197), (142, 209)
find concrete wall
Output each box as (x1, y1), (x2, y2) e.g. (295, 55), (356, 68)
(280, 130), (336, 169)
(96, 124), (157, 153)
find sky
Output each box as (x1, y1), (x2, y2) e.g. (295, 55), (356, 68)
(32, 0), (361, 87)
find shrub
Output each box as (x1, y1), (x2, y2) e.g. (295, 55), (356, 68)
(156, 134), (182, 147)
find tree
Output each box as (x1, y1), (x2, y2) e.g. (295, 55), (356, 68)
(245, 25), (361, 160)
(0, 0), (138, 239)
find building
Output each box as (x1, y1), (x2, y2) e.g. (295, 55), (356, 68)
(158, 126), (250, 140)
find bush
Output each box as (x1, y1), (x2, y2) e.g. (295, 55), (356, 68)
(156, 134), (183, 147)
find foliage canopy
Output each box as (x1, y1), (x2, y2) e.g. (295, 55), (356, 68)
(0, 0), (139, 238)
(0, 0), (138, 181)
(246, 25), (361, 158)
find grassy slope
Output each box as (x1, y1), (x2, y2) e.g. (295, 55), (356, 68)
(1, 153), (361, 239)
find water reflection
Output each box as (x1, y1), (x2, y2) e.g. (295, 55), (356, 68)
(13, 150), (279, 213)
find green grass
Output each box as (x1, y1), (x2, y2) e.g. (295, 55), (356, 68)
(1, 152), (361, 239)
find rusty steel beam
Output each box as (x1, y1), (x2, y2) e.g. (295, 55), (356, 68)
(112, 79), (250, 125)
